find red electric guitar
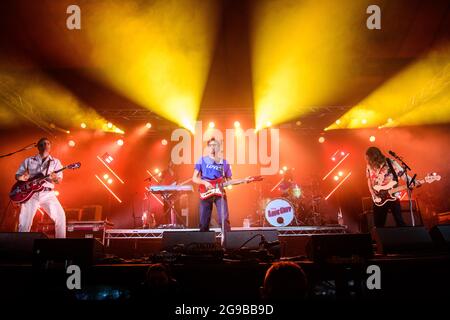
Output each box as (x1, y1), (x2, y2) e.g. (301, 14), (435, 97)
(198, 176), (263, 200)
(9, 162), (81, 204)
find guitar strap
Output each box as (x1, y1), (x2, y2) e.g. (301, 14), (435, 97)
(386, 158), (398, 182)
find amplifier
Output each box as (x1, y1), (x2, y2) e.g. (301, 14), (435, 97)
(66, 220), (113, 245)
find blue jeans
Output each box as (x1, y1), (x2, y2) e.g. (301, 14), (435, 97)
(199, 196), (231, 232)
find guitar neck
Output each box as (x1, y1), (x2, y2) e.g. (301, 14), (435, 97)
(32, 165), (69, 182)
(223, 179), (246, 187)
(391, 179), (424, 193)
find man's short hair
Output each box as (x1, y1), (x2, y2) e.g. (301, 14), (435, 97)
(37, 137), (50, 148)
(207, 137), (219, 145)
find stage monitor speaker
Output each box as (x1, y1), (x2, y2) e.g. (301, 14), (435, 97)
(33, 238), (104, 268)
(162, 231), (216, 251)
(223, 229), (279, 250)
(371, 227), (435, 255)
(306, 233), (373, 262)
(429, 224), (450, 251)
(0, 232), (48, 262)
(224, 229), (280, 259)
(81, 205), (103, 221)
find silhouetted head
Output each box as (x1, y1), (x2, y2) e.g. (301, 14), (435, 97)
(261, 261), (308, 301)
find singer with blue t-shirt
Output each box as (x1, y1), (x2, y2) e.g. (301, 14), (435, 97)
(192, 137), (232, 232)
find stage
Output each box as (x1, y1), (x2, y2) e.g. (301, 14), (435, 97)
(1, 0), (450, 312)
(104, 225), (348, 242)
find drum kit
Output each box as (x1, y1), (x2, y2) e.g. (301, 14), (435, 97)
(258, 173), (324, 227)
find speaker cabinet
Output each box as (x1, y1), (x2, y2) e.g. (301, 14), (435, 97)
(81, 205), (103, 221)
(162, 231), (216, 251)
(223, 229), (279, 250)
(429, 224), (450, 251)
(306, 233), (373, 262)
(0, 232), (48, 262)
(33, 238), (104, 268)
(371, 227), (435, 254)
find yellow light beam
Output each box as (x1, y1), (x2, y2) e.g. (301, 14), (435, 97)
(250, 0), (367, 129)
(326, 45), (450, 130)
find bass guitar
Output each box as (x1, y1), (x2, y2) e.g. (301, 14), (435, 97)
(372, 173), (441, 206)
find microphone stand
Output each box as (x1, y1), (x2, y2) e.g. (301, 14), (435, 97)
(391, 153), (417, 226)
(220, 160), (227, 247)
(0, 143), (36, 159)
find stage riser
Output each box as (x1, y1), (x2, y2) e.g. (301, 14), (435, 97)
(105, 236), (313, 258)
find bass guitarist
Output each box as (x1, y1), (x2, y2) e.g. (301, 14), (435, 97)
(366, 146), (410, 227)
(192, 137), (231, 232)
(15, 137), (66, 238)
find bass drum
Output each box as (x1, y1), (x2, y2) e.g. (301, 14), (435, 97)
(264, 198), (294, 227)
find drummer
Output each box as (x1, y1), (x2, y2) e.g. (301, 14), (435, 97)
(279, 169), (296, 198)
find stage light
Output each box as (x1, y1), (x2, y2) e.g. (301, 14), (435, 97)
(117, 139), (124, 146)
(387, 118), (393, 123)
(318, 137), (325, 143)
(146, 122), (152, 129)
(66, 130), (71, 134)
(161, 139), (168, 146)
(340, 151), (345, 156)
(208, 122), (215, 129)
(338, 171), (344, 177)
(334, 175), (339, 181)
(94, 175), (122, 203)
(234, 121), (240, 128)
(331, 157), (336, 161)
(103, 174), (109, 180)
(154, 168), (160, 174)
(335, 119), (341, 125)
(80, 122), (87, 129)
(266, 121), (272, 127)
(68, 140), (76, 147)
(54, 190), (60, 197)
(107, 178), (113, 185)
(279, 169), (284, 175)
(107, 122), (113, 129)
(295, 120), (302, 126)
(101, 152), (114, 164)
(97, 155), (125, 184)
(282, 166), (288, 171)
(369, 135), (376, 142)
(361, 119), (367, 125)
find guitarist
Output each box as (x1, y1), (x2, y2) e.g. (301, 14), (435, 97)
(192, 137), (231, 232)
(365, 146), (408, 227)
(15, 137), (66, 238)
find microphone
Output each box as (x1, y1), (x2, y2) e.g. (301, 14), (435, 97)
(388, 150), (399, 158)
(25, 143), (37, 150)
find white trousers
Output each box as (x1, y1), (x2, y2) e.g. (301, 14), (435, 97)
(18, 191), (66, 238)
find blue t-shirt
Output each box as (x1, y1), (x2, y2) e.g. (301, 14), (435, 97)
(194, 156), (232, 180)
